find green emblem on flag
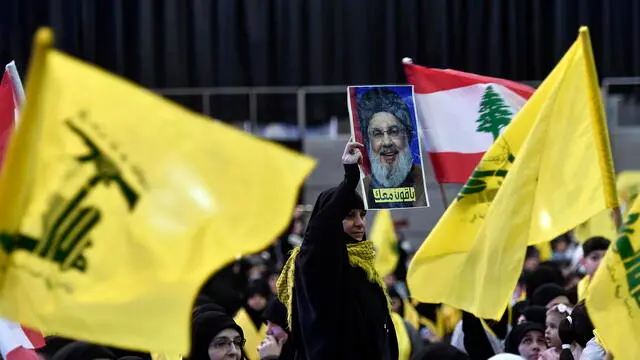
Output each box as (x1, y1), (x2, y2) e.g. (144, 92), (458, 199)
(475, 85), (513, 141)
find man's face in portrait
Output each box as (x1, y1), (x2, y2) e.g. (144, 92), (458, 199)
(367, 111), (413, 188)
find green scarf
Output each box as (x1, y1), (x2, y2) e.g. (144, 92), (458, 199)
(276, 240), (391, 329)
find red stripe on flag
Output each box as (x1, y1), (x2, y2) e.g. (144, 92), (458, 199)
(6, 346), (41, 360)
(428, 152), (485, 184)
(20, 327), (44, 349)
(0, 71), (16, 168)
(404, 63), (536, 99)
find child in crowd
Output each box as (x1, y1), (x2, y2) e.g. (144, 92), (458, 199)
(577, 237), (611, 300)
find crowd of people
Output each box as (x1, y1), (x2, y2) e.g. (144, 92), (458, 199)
(31, 142), (615, 360)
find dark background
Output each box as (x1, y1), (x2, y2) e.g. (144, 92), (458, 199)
(2, 0), (639, 124)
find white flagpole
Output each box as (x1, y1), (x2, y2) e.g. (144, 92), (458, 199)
(5, 61), (25, 127)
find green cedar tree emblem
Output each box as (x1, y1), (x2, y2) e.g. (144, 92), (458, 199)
(475, 85), (513, 141)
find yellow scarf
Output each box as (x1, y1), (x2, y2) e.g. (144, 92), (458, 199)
(276, 240), (391, 329)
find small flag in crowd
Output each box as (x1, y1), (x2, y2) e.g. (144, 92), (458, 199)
(370, 210), (399, 278)
(403, 61), (535, 184)
(586, 194), (640, 359)
(407, 27), (618, 320)
(0, 28), (315, 355)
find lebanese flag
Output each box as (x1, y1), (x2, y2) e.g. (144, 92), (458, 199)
(0, 319), (45, 360)
(0, 62), (45, 360)
(403, 60), (536, 183)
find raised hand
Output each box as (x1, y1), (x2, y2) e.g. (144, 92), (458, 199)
(341, 141), (365, 165)
(257, 335), (284, 358)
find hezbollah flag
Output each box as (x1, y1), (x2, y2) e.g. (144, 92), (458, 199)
(407, 27), (618, 320)
(0, 28), (315, 354)
(573, 209), (617, 244)
(370, 210), (399, 278)
(573, 171), (640, 243)
(617, 171), (640, 215)
(586, 196), (640, 359)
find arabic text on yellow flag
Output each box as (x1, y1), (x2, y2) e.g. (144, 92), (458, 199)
(407, 27), (617, 320)
(586, 197), (640, 359)
(0, 28), (315, 354)
(371, 210), (399, 278)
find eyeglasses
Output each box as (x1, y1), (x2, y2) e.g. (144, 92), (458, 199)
(211, 337), (246, 350)
(369, 126), (406, 140)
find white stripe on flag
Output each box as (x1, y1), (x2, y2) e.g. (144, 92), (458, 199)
(0, 318), (35, 359)
(415, 84), (528, 153)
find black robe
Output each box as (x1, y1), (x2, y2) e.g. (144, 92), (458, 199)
(290, 163), (398, 360)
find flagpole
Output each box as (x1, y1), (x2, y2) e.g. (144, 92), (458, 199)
(401, 58), (453, 211)
(5, 61), (25, 106)
(578, 26), (622, 229)
(438, 183), (449, 209)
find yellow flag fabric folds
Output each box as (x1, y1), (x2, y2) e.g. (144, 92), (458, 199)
(407, 27), (616, 319)
(234, 309), (267, 360)
(370, 210), (399, 278)
(586, 197), (640, 359)
(573, 209), (617, 243)
(0, 29), (315, 354)
(573, 171), (640, 243)
(617, 171), (640, 214)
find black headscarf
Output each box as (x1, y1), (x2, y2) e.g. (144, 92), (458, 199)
(504, 322), (546, 354)
(387, 287), (404, 316)
(531, 283), (568, 307)
(189, 311), (245, 360)
(262, 298), (296, 360)
(51, 342), (116, 360)
(525, 265), (565, 299)
(263, 297), (288, 328)
(307, 185), (366, 241)
(412, 343), (470, 360)
(521, 305), (547, 327)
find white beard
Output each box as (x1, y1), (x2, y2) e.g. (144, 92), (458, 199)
(369, 145), (414, 188)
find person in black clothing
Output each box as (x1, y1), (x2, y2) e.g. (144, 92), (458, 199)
(276, 141), (398, 360)
(50, 342), (116, 360)
(243, 279), (271, 328)
(258, 298), (295, 360)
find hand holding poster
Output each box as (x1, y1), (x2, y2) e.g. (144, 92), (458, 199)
(347, 85), (429, 209)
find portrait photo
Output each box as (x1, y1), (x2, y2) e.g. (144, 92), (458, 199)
(348, 85), (429, 209)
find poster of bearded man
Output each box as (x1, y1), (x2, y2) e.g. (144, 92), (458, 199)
(347, 85), (430, 209)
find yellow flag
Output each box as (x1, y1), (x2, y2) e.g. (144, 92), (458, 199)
(586, 197), (640, 359)
(0, 28), (315, 354)
(617, 171), (640, 214)
(370, 210), (399, 278)
(152, 355), (182, 360)
(573, 209), (618, 243)
(573, 171), (640, 243)
(407, 27), (617, 320)
(535, 242), (553, 261)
